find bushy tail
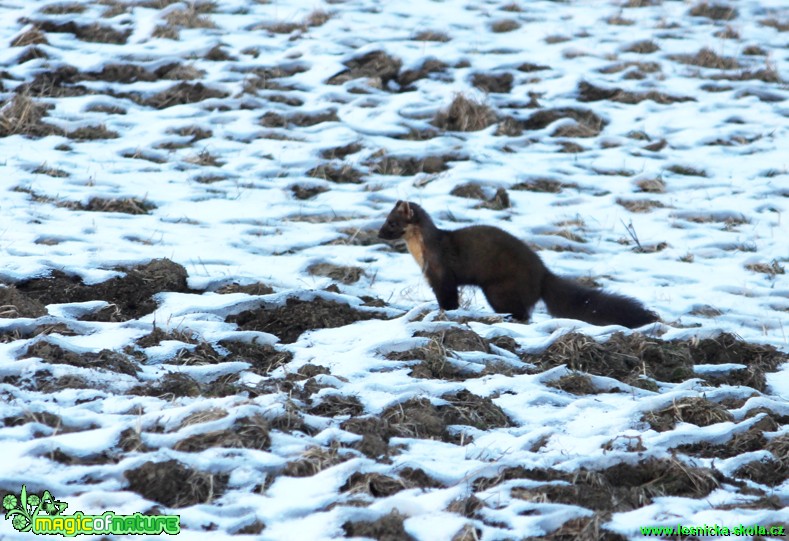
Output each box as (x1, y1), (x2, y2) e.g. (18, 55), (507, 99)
(540, 272), (658, 328)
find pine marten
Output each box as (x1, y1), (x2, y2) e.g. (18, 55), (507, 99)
(378, 200), (659, 328)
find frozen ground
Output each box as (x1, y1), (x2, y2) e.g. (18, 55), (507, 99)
(0, 0), (787, 539)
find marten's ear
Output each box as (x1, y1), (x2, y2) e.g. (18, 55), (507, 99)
(402, 201), (414, 220)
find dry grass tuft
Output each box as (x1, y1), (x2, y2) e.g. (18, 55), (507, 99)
(512, 178), (574, 193)
(290, 183), (328, 200)
(307, 263), (364, 284)
(669, 47), (739, 70)
(340, 472), (407, 497)
(343, 510), (411, 540)
(547, 373), (598, 395)
(178, 407), (229, 428)
(11, 27), (48, 47)
(622, 39), (659, 54)
(368, 153), (453, 176)
(174, 415), (271, 452)
(40, 2), (86, 14)
(144, 82), (228, 109)
(151, 24), (179, 40)
(623, 0), (662, 6)
(666, 164), (707, 177)
(509, 458), (721, 515)
(305, 9), (332, 27)
(606, 13), (635, 26)
(524, 106), (608, 137)
(82, 196), (157, 215)
(490, 19), (521, 33)
(67, 124), (119, 140)
(228, 297), (384, 344)
(642, 397), (734, 432)
(579, 81), (692, 105)
(326, 50), (402, 88)
(283, 443), (348, 477)
(440, 389), (512, 429)
(412, 30), (451, 42)
(124, 460), (227, 507)
(32, 164), (69, 177)
(185, 149), (224, 167)
(689, 2), (738, 20)
(0, 93), (63, 138)
(635, 178), (666, 193)
(164, 4), (217, 29)
(742, 44), (767, 56)
(309, 394), (364, 418)
(616, 198), (666, 213)
(524, 332), (699, 389)
(27, 20), (131, 44)
(450, 183), (486, 201)
(306, 163), (362, 184)
(471, 71), (513, 93)
(745, 261), (785, 277)
(711, 66), (782, 83)
(539, 515), (626, 541)
(760, 18), (789, 32)
(432, 93), (497, 132)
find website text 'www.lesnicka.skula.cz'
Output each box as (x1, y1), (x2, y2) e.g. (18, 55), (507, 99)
(641, 524), (786, 537)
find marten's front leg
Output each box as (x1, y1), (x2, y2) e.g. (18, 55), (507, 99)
(426, 268), (459, 310)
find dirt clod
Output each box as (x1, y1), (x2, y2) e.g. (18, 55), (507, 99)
(547, 373), (599, 395)
(342, 510), (414, 541)
(143, 82), (228, 109)
(642, 397), (734, 432)
(227, 297), (384, 344)
(522, 107), (607, 137)
(471, 72), (513, 94)
(439, 389), (511, 429)
(219, 339), (292, 376)
(0, 286), (47, 318)
(368, 154), (455, 176)
(129, 372), (201, 398)
(15, 259), (189, 321)
(174, 415), (270, 452)
(340, 472), (406, 497)
(327, 51), (402, 87)
(689, 2), (738, 20)
(306, 163), (363, 184)
(124, 460), (227, 507)
(578, 81), (693, 105)
(512, 458), (721, 513)
(25, 20), (131, 44)
(309, 394), (365, 417)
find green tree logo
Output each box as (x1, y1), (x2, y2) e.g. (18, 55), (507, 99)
(3, 486), (67, 532)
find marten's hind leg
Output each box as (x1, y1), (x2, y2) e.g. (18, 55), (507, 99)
(482, 282), (533, 320)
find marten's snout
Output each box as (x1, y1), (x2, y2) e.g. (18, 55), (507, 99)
(378, 220), (403, 240)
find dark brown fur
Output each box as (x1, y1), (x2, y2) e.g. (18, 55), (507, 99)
(378, 201), (658, 328)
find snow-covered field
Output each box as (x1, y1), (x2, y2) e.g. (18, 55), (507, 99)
(0, 0), (787, 539)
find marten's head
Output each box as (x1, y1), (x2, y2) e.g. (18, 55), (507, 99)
(378, 200), (421, 240)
